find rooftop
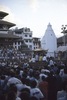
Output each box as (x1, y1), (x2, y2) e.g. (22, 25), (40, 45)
(57, 35), (67, 43)
(0, 11), (8, 19)
(0, 20), (16, 28)
(0, 33), (20, 39)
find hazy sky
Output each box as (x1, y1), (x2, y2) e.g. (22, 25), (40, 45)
(0, 0), (67, 38)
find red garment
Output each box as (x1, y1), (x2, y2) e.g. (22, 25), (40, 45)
(38, 81), (48, 100)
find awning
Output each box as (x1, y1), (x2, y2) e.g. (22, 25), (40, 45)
(56, 46), (67, 52)
(33, 48), (48, 53)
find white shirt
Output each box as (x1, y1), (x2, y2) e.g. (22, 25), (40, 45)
(31, 57), (36, 62)
(16, 83), (30, 91)
(16, 97), (21, 100)
(57, 90), (67, 100)
(42, 56), (47, 61)
(30, 87), (44, 100)
(49, 59), (54, 66)
(7, 77), (22, 86)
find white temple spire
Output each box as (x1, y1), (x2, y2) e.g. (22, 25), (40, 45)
(41, 23), (57, 57)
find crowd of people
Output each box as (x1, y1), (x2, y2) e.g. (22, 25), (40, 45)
(0, 47), (67, 100)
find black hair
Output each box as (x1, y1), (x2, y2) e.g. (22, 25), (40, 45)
(30, 96), (38, 100)
(20, 91), (30, 100)
(7, 91), (16, 100)
(30, 79), (37, 88)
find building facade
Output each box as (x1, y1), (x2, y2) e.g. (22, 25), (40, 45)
(14, 28), (41, 51)
(32, 37), (41, 50)
(14, 27), (33, 50)
(57, 35), (67, 47)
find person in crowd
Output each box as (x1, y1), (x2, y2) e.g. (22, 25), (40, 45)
(19, 87), (30, 100)
(62, 67), (67, 82)
(35, 54), (39, 62)
(55, 70), (62, 91)
(57, 80), (67, 100)
(47, 71), (57, 100)
(39, 54), (43, 61)
(42, 55), (47, 62)
(30, 55), (36, 62)
(38, 75), (48, 100)
(6, 91), (17, 100)
(0, 46), (67, 100)
(7, 84), (21, 100)
(30, 79), (44, 100)
(49, 58), (54, 66)
(30, 96), (38, 100)
(0, 93), (6, 100)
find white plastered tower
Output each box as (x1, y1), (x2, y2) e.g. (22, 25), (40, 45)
(41, 23), (57, 57)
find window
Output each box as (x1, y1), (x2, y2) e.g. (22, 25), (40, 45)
(18, 42), (20, 44)
(29, 45), (32, 49)
(25, 28), (27, 32)
(15, 42), (16, 45)
(25, 34), (27, 37)
(5, 39), (8, 41)
(29, 35), (32, 37)
(25, 40), (28, 42)
(36, 47), (37, 49)
(27, 28), (30, 32)
(29, 40), (32, 43)
(0, 25), (3, 29)
(36, 43), (37, 45)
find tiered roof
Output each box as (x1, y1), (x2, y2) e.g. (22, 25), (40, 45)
(0, 20), (16, 28)
(0, 11), (20, 39)
(0, 33), (20, 38)
(0, 11), (16, 28)
(0, 11), (8, 19)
